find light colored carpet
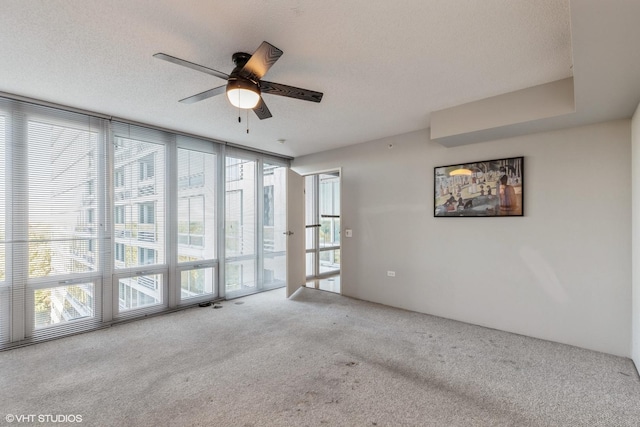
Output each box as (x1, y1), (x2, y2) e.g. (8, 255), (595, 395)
(0, 287), (638, 426)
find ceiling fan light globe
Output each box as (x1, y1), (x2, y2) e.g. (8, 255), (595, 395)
(226, 76), (261, 110)
(227, 88), (260, 109)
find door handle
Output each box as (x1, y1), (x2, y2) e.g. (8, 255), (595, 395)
(283, 231), (294, 236)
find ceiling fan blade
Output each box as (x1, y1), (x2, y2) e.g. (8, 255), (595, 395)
(179, 85), (226, 104)
(240, 41), (283, 81)
(260, 81), (323, 103)
(253, 97), (273, 120)
(153, 53), (229, 80)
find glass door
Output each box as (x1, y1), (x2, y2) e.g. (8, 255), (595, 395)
(305, 171), (341, 286)
(262, 162), (287, 290)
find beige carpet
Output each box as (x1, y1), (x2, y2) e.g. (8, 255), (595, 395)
(0, 287), (638, 426)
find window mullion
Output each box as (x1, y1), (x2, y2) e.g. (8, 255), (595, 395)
(166, 138), (178, 308)
(102, 121), (114, 323)
(218, 145), (226, 299)
(256, 159), (264, 291)
(9, 106), (28, 341)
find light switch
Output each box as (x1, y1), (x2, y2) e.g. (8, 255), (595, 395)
(345, 229), (353, 238)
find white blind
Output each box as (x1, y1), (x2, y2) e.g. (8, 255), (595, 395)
(0, 112), (8, 345)
(111, 122), (168, 270)
(225, 153), (258, 294)
(0, 98), (109, 347)
(177, 147), (216, 262)
(110, 122), (170, 318)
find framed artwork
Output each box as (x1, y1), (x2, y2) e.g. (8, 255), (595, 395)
(434, 156), (524, 217)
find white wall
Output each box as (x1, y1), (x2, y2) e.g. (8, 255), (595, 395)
(632, 104), (640, 369)
(293, 120), (632, 357)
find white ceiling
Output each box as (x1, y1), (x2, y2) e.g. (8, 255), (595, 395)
(0, 1), (637, 158)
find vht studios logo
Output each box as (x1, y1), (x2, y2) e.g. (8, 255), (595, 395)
(5, 414), (83, 423)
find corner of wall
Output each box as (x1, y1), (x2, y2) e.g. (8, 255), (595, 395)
(632, 101), (640, 374)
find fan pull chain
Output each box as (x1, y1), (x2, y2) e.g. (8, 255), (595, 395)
(238, 106), (241, 123)
(246, 109), (250, 134)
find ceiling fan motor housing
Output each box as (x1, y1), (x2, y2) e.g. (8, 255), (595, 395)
(227, 52), (260, 97)
(232, 52), (251, 68)
(226, 75), (260, 93)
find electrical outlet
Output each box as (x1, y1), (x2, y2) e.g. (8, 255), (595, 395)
(387, 271), (396, 277)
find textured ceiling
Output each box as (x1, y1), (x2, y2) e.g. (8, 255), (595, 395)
(0, 1), (575, 157)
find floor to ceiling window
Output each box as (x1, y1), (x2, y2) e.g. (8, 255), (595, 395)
(0, 100), (109, 345)
(0, 95), (291, 349)
(29, 119), (102, 329)
(225, 155), (257, 296)
(111, 125), (167, 317)
(176, 140), (218, 303)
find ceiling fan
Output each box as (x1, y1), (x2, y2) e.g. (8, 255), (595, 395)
(153, 41), (323, 120)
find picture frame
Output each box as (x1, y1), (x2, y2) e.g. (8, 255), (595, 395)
(434, 156), (524, 217)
